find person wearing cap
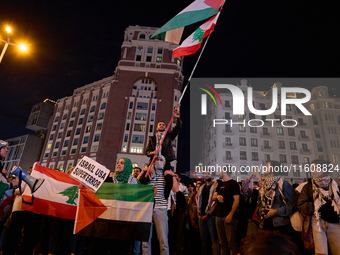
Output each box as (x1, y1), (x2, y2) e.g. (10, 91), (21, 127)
(139, 155), (179, 255)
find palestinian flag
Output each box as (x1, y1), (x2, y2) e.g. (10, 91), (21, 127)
(173, 11), (220, 58)
(22, 163), (80, 219)
(74, 183), (154, 241)
(152, 0), (224, 44)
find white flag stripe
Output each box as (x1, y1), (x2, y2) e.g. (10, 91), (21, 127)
(99, 199), (153, 223)
(23, 170), (79, 205)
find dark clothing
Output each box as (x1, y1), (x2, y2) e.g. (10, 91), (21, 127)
(215, 179), (240, 217)
(146, 117), (181, 169)
(298, 180), (340, 223)
(201, 184), (212, 216)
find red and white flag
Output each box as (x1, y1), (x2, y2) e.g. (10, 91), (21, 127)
(173, 11), (220, 58)
(22, 163), (80, 220)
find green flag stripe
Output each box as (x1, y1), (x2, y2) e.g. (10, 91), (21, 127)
(0, 181), (8, 197)
(152, 8), (219, 39)
(95, 183), (154, 202)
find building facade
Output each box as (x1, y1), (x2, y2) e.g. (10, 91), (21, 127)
(39, 25), (184, 172)
(200, 80), (340, 183)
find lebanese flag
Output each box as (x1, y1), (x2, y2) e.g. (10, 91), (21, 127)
(22, 163), (81, 220)
(152, 0), (224, 44)
(74, 183), (154, 241)
(173, 11), (220, 58)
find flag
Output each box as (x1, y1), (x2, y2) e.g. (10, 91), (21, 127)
(152, 0), (224, 44)
(173, 11), (220, 58)
(74, 183), (154, 241)
(22, 163), (80, 220)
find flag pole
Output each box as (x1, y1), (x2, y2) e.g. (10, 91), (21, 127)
(178, 30), (213, 105)
(145, 30), (214, 177)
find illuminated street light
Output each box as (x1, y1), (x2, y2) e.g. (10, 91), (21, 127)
(0, 26), (28, 64)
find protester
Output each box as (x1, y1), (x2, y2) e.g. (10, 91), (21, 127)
(213, 171), (240, 255)
(139, 155), (179, 255)
(146, 106), (181, 170)
(197, 173), (220, 255)
(133, 167), (142, 178)
(298, 159), (340, 255)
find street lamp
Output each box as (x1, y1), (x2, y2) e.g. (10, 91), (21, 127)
(0, 26), (28, 64)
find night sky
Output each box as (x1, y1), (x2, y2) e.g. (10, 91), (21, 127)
(1, 0), (339, 173)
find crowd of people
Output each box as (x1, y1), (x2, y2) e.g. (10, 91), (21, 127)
(1, 106), (340, 255)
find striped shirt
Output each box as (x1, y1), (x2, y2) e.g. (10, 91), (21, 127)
(149, 170), (168, 209)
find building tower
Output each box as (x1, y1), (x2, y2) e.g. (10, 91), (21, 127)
(39, 25), (184, 172)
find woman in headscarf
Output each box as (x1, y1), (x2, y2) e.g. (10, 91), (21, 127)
(298, 159), (340, 255)
(112, 157), (139, 184)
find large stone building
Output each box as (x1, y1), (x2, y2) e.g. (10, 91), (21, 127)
(200, 79), (340, 183)
(38, 25), (184, 172)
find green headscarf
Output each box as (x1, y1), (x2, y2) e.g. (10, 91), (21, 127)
(114, 157), (133, 183)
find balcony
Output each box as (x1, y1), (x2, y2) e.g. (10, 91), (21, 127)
(300, 148), (312, 155)
(260, 132), (272, 138)
(261, 145), (272, 152)
(223, 143), (235, 149)
(223, 156), (235, 163)
(298, 135), (310, 141)
(223, 129), (234, 135)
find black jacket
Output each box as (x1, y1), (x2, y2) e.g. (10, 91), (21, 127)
(146, 117), (181, 165)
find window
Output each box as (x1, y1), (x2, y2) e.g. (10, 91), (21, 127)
(130, 146), (143, 153)
(52, 125), (57, 131)
(225, 137), (231, 145)
(92, 145), (98, 152)
(132, 135), (144, 144)
(55, 142), (60, 149)
(251, 138), (258, 147)
(291, 155), (299, 164)
(157, 48), (163, 54)
(71, 111), (76, 118)
(88, 115), (94, 122)
(80, 109), (86, 115)
(96, 123), (102, 131)
(239, 137), (246, 146)
(151, 113), (155, 121)
(152, 103), (156, 111)
(53, 152), (57, 157)
(135, 113), (147, 120)
(124, 134), (128, 143)
(277, 127), (284, 135)
(78, 118), (84, 125)
(129, 102), (133, 109)
(279, 141), (285, 149)
(92, 95), (98, 102)
(139, 34), (145, 39)
(302, 143), (309, 151)
(126, 123), (130, 131)
(57, 132), (63, 138)
(63, 140), (69, 147)
(240, 151), (247, 160)
(90, 105), (96, 113)
(239, 125), (245, 132)
(98, 112), (104, 120)
(75, 128), (81, 135)
(100, 102), (107, 110)
(156, 57), (162, 62)
(288, 128), (295, 136)
(62, 114), (68, 120)
(279, 154), (287, 163)
(54, 116), (59, 122)
(149, 125), (153, 133)
(225, 112), (230, 119)
(94, 134), (100, 142)
(47, 143), (52, 150)
(73, 138), (79, 146)
(44, 153), (49, 158)
(81, 147), (87, 153)
(83, 136), (89, 144)
(146, 56), (152, 62)
(226, 151), (232, 159)
(252, 152), (259, 161)
(225, 100), (230, 107)
(61, 150), (66, 156)
(134, 124), (145, 132)
(49, 134), (54, 140)
(60, 122), (65, 129)
(290, 141), (297, 150)
(85, 125), (91, 133)
(264, 140), (270, 149)
(264, 154), (270, 163)
(69, 120), (74, 127)
(250, 127), (257, 133)
(71, 149), (76, 154)
(137, 102), (148, 110)
(263, 128), (269, 135)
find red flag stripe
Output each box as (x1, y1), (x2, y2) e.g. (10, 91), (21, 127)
(33, 163), (80, 185)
